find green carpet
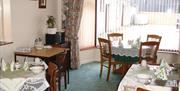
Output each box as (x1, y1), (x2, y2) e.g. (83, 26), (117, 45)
(61, 61), (122, 91)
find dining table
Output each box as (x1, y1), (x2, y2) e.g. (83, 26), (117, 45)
(0, 61), (49, 91)
(111, 40), (147, 75)
(14, 47), (66, 62)
(117, 64), (180, 91)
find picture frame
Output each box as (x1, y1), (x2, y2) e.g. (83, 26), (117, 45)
(39, 0), (46, 8)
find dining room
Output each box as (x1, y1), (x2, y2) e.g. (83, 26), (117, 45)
(0, 0), (180, 91)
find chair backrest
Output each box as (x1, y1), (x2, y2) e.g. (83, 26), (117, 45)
(147, 34), (162, 43)
(98, 38), (112, 61)
(48, 62), (58, 91)
(108, 33), (123, 41)
(138, 41), (160, 64)
(55, 50), (67, 70)
(108, 33), (123, 47)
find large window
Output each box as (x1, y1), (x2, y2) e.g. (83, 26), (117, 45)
(96, 0), (180, 52)
(131, 0), (180, 13)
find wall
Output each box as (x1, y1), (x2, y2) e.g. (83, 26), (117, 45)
(0, 0), (59, 63)
(80, 48), (100, 65)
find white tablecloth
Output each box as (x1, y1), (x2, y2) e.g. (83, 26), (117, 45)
(0, 62), (49, 91)
(118, 64), (180, 91)
(112, 41), (147, 57)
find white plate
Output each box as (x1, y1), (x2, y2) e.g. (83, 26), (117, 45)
(30, 65), (44, 74)
(44, 45), (52, 49)
(136, 74), (152, 84)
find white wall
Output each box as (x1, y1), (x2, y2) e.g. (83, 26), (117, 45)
(80, 48), (100, 65)
(0, 0), (59, 63)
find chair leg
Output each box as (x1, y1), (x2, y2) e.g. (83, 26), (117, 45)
(106, 63), (111, 81)
(58, 76), (61, 91)
(64, 72), (67, 89)
(99, 61), (103, 78)
(53, 77), (57, 91)
(67, 69), (69, 84)
(112, 64), (116, 73)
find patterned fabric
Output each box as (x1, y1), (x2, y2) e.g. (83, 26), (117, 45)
(111, 43), (148, 63)
(19, 78), (49, 91)
(63, 0), (84, 69)
(0, 78), (49, 91)
(0, 61), (49, 91)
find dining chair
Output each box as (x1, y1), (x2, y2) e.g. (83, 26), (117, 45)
(147, 34), (162, 44)
(54, 51), (68, 91)
(138, 41), (160, 64)
(107, 33), (123, 72)
(47, 62), (59, 91)
(98, 37), (122, 81)
(108, 33), (123, 44)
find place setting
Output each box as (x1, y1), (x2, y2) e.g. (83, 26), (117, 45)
(0, 58), (47, 78)
(0, 58), (49, 91)
(133, 59), (179, 91)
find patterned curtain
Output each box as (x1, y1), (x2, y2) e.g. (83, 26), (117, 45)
(63, 0), (84, 69)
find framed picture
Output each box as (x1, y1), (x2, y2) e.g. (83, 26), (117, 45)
(39, 0), (46, 8)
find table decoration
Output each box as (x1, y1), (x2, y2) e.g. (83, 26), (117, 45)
(154, 59), (171, 80)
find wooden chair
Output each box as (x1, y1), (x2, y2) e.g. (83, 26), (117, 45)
(52, 42), (71, 84)
(147, 34), (162, 44)
(54, 51), (68, 91)
(107, 33), (123, 72)
(47, 62), (59, 91)
(108, 33), (123, 42)
(98, 37), (122, 81)
(138, 41), (160, 64)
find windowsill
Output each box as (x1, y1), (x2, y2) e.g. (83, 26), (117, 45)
(158, 50), (179, 55)
(0, 41), (13, 46)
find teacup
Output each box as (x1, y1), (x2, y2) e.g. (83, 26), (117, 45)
(35, 58), (41, 64)
(15, 62), (21, 70)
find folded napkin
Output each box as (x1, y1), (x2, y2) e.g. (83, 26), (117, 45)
(155, 59), (171, 80)
(10, 60), (15, 71)
(134, 37), (141, 48)
(1, 58), (7, 71)
(118, 40), (124, 48)
(23, 61), (29, 71)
